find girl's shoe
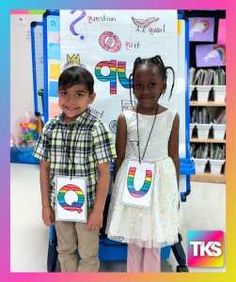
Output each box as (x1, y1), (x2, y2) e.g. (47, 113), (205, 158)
(176, 265), (189, 272)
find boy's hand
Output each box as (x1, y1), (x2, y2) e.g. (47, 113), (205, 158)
(87, 209), (103, 231)
(42, 205), (55, 226)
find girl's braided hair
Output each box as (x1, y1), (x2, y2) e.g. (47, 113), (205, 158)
(129, 55), (175, 107)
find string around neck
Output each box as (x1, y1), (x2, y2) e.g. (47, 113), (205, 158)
(60, 123), (79, 180)
(136, 105), (158, 163)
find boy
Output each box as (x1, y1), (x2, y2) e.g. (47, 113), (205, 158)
(33, 66), (116, 272)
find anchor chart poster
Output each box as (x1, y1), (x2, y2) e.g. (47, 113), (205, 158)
(56, 10), (178, 134)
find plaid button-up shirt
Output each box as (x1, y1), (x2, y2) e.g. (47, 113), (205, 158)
(33, 108), (116, 208)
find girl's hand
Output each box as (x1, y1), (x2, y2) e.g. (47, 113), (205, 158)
(42, 205), (55, 226)
(87, 209), (103, 231)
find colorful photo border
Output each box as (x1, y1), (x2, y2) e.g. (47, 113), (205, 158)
(1, 0), (235, 282)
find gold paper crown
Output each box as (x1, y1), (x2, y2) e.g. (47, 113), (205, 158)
(63, 54), (85, 70)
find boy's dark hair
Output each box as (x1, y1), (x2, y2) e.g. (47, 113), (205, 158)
(129, 55), (175, 102)
(58, 66), (94, 94)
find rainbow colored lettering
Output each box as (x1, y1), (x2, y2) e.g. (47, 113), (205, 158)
(127, 167), (152, 198)
(57, 184), (85, 213)
(117, 61), (130, 89)
(95, 60), (130, 95)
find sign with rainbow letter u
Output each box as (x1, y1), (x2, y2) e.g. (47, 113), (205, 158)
(122, 160), (154, 207)
(55, 176), (87, 222)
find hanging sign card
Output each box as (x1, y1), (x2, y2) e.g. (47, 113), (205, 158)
(55, 176), (87, 222)
(122, 160), (155, 207)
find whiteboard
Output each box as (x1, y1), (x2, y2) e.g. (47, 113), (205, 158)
(45, 10), (188, 159)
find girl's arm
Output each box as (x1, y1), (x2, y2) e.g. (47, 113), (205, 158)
(40, 159), (55, 225)
(87, 114), (127, 230)
(114, 113), (127, 176)
(168, 113), (180, 187)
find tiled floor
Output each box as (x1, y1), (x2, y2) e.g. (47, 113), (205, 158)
(11, 163), (225, 272)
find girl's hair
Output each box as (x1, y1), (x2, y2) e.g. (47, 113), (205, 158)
(58, 66), (94, 94)
(129, 55), (175, 106)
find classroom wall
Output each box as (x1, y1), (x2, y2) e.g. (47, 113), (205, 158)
(11, 14), (42, 139)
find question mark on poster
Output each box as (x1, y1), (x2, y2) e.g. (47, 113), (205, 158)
(70, 10), (86, 40)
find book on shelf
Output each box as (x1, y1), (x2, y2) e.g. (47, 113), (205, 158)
(212, 109), (226, 124)
(213, 68), (226, 85)
(190, 67), (195, 85)
(191, 143), (225, 160)
(190, 67), (225, 86)
(209, 144), (225, 159)
(191, 108), (225, 124)
(191, 144), (209, 159)
(205, 69), (215, 85)
(191, 108), (210, 123)
(203, 144), (209, 158)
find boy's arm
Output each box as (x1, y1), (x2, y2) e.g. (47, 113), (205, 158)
(168, 113), (180, 187)
(40, 159), (55, 226)
(87, 162), (110, 230)
(114, 113), (127, 176)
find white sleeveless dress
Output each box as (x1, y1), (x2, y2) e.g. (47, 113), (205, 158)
(106, 109), (180, 248)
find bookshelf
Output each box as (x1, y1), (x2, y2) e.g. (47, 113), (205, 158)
(190, 83), (226, 183)
(186, 10), (226, 184)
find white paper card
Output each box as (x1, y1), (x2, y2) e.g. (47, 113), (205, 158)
(122, 161), (155, 207)
(55, 176), (87, 222)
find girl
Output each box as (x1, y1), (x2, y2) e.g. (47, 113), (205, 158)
(106, 55), (180, 272)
